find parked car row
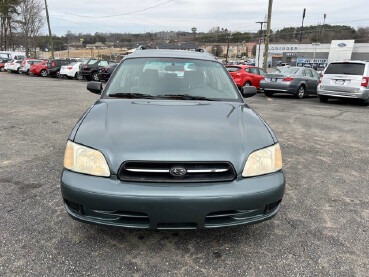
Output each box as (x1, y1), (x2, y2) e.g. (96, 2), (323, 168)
(226, 61), (369, 105)
(1, 58), (118, 82)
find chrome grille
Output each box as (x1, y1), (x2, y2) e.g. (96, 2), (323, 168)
(118, 161), (236, 183)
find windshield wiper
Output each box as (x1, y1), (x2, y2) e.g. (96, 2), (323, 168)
(157, 94), (215, 101)
(107, 93), (155, 99)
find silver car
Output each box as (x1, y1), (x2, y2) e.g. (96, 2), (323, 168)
(260, 67), (320, 99)
(317, 60), (369, 105)
(19, 59), (44, 75)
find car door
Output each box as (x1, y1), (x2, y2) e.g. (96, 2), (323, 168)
(309, 69), (320, 93)
(302, 69), (314, 92)
(245, 67), (259, 86)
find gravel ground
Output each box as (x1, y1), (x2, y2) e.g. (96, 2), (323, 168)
(0, 72), (368, 276)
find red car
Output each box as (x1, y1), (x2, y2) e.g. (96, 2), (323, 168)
(0, 58), (11, 72)
(30, 60), (48, 77)
(226, 65), (266, 89)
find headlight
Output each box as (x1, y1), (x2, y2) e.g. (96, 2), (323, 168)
(242, 143), (282, 177)
(63, 141), (110, 177)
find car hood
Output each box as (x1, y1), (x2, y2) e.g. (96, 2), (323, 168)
(73, 99), (276, 175)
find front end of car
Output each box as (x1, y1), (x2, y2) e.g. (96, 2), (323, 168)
(60, 101), (285, 229)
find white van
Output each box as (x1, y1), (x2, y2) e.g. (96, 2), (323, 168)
(317, 60), (369, 105)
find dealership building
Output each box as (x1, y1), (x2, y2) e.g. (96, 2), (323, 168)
(255, 40), (369, 68)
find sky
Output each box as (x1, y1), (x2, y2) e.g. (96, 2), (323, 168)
(44, 0), (369, 35)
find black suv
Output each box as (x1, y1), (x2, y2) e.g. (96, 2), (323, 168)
(80, 59), (115, 81)
(97, 63), (118, 81)
(47, 59), (77, 78)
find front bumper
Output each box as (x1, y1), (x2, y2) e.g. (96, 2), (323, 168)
(61, 169), (285, 229)
(260, 80), (295, 93)
(317, 86), (369, 101)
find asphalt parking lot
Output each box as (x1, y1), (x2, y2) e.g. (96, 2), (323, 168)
(1, 72), (368, 276)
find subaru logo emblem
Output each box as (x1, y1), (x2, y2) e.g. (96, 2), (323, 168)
(170, 167), (187, 176)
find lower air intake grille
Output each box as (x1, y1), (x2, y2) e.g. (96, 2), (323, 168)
(118, 161), (236, 183)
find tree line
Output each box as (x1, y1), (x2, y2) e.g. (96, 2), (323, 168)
(0, 0), (44, 56)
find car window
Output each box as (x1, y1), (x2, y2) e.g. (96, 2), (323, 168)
(82, 60), (89, 65)
(249, 67), (259, 75)
(325, 63), (365, 75)
(105, 58), (241, 101)
(258, 68), (266, 76)
(226, 66), (241, 72)
(98, 61), (109, 67)
(274, 67), (299, 74)
(303, 69), (313, 77)
(88, 60), (98, 65)
(311, 69), (320, 78)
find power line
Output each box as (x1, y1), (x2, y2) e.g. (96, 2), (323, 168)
(49, 0), (174, 18)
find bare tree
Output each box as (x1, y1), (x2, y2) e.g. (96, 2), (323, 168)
(17, 0), (44, 56)
(0, 0), (19, 51)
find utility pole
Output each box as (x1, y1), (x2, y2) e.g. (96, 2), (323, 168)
(299, 8), (306, 43)
(263, 0), (273, 71)
(225, 32), (232, 64)
(256, 21), (267, 67)
(44, 0), (54, 59)
(191, 27), (197, 42)
(321, 13), (327, 39)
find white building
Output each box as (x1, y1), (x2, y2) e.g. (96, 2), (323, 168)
(256, 40), (369, 68)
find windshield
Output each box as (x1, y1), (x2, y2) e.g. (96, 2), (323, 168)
(272, 67), (299, 74)
(325, 63), (365, 75)
(104, 58), (241, 101)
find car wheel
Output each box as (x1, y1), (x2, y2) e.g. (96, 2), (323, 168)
(91, 72), (99, 81)
(264, 91), (274, 97)
(26, 69), (30, 75)
(56, 71), (61, 78)
(0, 67), (4, 72)
(40, 69), (47, 77)
(319, 95), (328, 103)
(295, 85), (306, 99)
(362, 99), (369, 106)
(75, 72), (83, 80)
(16, 68), (20, 74)
(244, 81), (251, 86)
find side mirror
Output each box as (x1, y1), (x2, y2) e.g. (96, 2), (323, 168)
(241, 86), (257, 98)
(87, 81), (102, 94)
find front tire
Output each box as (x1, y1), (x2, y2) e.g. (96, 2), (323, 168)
(0, 67), (4, 72)
(56, 71), (61, 78)
(295, 85), (306, 99)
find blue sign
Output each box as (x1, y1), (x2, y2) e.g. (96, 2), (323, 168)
(338, 43), (347, 47)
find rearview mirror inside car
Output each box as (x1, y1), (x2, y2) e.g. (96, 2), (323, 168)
(241, 86), (257, 98)
(87, 81), (102, 94)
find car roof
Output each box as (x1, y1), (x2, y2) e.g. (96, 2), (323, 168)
(226, 65), (258, 68)
(125, 49), (218, 62)
(329, 60), (368, 64)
